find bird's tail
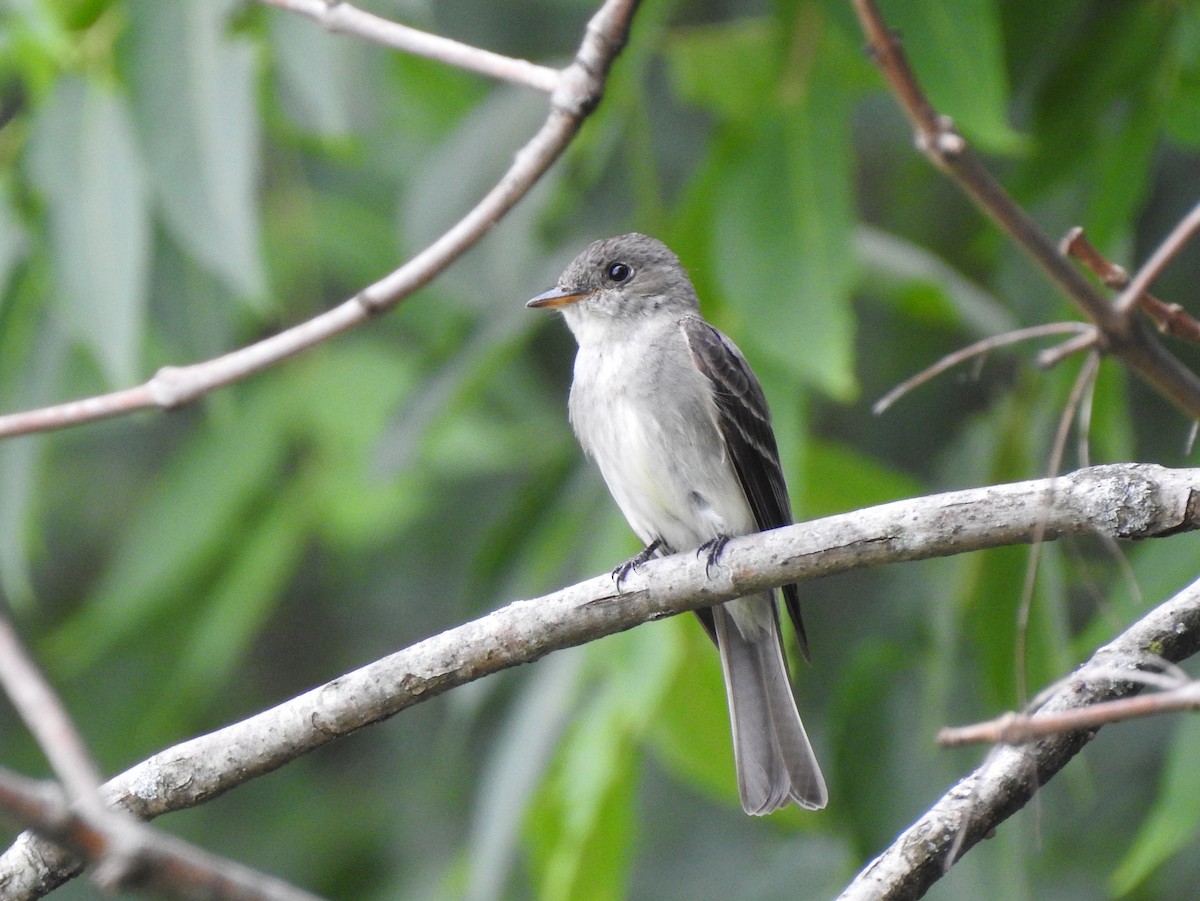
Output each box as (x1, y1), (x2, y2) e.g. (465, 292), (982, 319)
(712, 599), (827, 815)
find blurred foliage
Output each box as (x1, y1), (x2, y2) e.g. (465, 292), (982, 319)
(2, 0), (1200, 899)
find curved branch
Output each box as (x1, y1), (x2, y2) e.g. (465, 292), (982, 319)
(839, 572), (1200, 900)
(2, 463), (1197, 897)
(256, 0), (560, 92)
(873, 322), (1091, 415)
(0, 0), (641, 439)
(0, 768), (324, 901)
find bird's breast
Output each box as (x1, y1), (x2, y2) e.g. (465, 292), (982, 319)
(567, 337), (754, 549)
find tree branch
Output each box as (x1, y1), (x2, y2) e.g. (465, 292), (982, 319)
(1062, 226), (1200, 343)
(850, 0), (1200, 420)
(938, 672), (1200, 747)
(0, 0), (641, 439)
(0, 768), (325, 901)
(256, 0), (560, 92)
(872, 322), (1092, 415)
(2, 463), (1197, 897)
(1114, 195), (1200, 316)
(0, 611), (330, 900)
(0, 612), (105, 808)
(839, 572), (1200, 900)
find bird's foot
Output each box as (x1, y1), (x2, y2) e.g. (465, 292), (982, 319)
(613, 538), (667, 591)
(696, 534), (731, 578)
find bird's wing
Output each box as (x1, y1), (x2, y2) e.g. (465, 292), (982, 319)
(680, 316), (808, 660)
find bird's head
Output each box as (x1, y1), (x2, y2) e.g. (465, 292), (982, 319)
(527, 233), (700, 340)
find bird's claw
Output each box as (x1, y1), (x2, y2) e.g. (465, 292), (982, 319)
(612, 538), (666, 592)
(697, 534), (731, 579)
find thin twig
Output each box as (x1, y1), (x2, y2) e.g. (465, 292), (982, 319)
(256, 0), (559, 92)
(939, 678), (1200, 747)
(0, 610), (306, 895)
(1115, 196), (1200, 316)
(0, 0), (641, 439)
(1013, 351), (1100, 703)
(851, 1), (1115, 328)
(1062, 226), (1200, 342)
(872, 322), (1090, 415)
(1036, 329), (1102, 369)
(1075, 358), (1097, 469)
(1060, 226), (1130, 290)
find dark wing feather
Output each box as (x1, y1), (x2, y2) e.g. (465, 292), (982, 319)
(680, 316), (809, 660)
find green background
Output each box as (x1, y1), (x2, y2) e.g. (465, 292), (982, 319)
(2, 0), (1200, 898)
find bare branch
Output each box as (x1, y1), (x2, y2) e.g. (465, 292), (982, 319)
(938, 678), (1200, 747)
(1060, 226), (1132, 290)
(1063, 226), (1200, 342)
(256, 0), (560, 92)
(0, 611), (326, 899)
(0, 0), (641, 439)
(850, 0), (1200, 419)
(873, 322), (1091, 415)
(0, 768), (325, 901)
(839, 572), (1200, 900)
(0, 613), (104, 806)
(1036, 329), (1102, 369)
(2, 463), (1197, 896)
(1115, 196), (1200, 316)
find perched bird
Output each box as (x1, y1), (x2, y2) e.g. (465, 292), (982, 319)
(527, 233), (827, 815)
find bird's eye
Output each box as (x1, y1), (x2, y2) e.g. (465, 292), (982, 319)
(606, 262), (632, 283)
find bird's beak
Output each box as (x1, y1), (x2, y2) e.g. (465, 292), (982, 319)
(526, 286), (590, 309)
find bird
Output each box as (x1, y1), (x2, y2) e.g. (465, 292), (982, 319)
(526, 232), (827, 815)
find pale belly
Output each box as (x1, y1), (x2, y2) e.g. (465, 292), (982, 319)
(569, 341), (774, 641)
(571, 387), (755, 555)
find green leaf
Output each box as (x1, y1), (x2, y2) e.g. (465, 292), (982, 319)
(282, 340), (425, 548)
(45, 0), (112, 32)
(1081, 92), (1161, 251)
(0, 182), (29, 303)
(138, 485), (309, 740)
(1164, 4), (1200, 147)
(528, 742), (636, 901)
(464, 652), (585, 901)
(646, 618), (738, 807)
(1084, 362), (1133, 466)
(882, 0), (1025, 154)
(828, 637), (911, 853)
(712, 108), (858, 400)
(268, 10), (368, 138)
(682, 11), (862, 401)
(0, 320), (69, 608)
(27, 76), (150, 385)
(1111, 715), (1200, 895)
(664, 19), (778, 122)
(855, 225), (1017, 338)
(42, 395), (289, 676)
(124, 0), (267, 303)
(802, 439), (922, 519)
(1, 2), (74, 96)
(525, 627), (674, 901)
(1012, 4), (1171, 247)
